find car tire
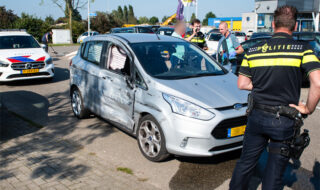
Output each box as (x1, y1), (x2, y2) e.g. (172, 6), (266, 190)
(137, 115), (170, 162)
(71, 87), (90, 119)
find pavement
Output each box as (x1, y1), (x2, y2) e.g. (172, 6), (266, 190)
(0, 45), (319, 190)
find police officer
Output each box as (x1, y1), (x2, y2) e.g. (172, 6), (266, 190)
(185, 19), (208, 50)
(229, 5), (320, 190)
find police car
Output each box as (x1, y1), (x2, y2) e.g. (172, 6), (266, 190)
(0, 30), (54, 82)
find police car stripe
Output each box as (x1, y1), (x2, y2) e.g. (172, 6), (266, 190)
(249, 58), (301, 68)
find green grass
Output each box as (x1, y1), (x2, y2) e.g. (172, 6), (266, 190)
(117, 167), (133, 175)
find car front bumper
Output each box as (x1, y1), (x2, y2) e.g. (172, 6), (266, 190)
(157, 107), (247, 157)
(0, 64), (54, 82)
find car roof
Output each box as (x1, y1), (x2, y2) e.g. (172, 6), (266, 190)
(0, 31), (30, 36)
(88, 33), (185, 43)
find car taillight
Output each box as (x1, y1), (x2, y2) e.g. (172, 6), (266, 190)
(69, 60), (72, 67)
(245, 36), (248, 41)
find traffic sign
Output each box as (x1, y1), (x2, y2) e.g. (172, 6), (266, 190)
(89, 13), (97, 17)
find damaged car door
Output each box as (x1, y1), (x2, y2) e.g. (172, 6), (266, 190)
(98, 41), (135, 130)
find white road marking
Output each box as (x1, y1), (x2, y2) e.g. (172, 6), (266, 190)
(65, 51), (78, 60)
(65, 51), (77, 57)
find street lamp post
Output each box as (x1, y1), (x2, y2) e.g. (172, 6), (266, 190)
(88, 0), (91, 36)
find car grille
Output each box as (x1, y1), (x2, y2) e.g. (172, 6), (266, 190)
(7, 72), (50, 79)
(211, 116), (247, 139)
(11, 62), (45, 70)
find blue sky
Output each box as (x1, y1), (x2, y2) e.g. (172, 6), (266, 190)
(2, 0), (254, 21)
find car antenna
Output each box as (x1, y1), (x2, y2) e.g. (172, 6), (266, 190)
(155, 33), (161, 40)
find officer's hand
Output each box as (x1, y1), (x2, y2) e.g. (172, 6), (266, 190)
(289, 102), (311, 115)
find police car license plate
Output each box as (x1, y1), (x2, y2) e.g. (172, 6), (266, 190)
(228, 125), (246, 138)
(22, 69), (39, 74)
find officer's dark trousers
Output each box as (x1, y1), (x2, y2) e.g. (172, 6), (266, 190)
(229, 109), (294, 190)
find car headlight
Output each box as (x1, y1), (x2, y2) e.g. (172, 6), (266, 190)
(0, 61), (9, 67)
(45, 57), (53, 65)
(163, 93), (215, 120)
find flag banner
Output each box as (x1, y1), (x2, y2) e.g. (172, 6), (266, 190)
(181, 0), (197, 7)
(176, 0), (184, 21)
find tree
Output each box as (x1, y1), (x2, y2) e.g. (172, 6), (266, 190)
(202, 11), (216, 26)
(0, 6), (19, 29)
(64, 7), (82, 21)
(149, 16), (159, 25)
(45, 16), (55, 25)
(90, 12), (118, 33)
(14, 13), (50, 41)
(44, 0), (92, 43)
(117, 6), (123, 21)
(190, 13), (196, 23)
(138, 16), (149, 24)
(162, 16), (169, 23)
(123, 5), (128, 24)
(128, 5), (137, 24)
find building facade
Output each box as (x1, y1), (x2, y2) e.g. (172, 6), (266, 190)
(208, 17), (242, 31)
(255, 0), (320, 32)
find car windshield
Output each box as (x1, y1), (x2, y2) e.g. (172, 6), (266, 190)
(209, 33), (221, 41)
(131, 42), (226, 80)
(0, 35), (40, 49)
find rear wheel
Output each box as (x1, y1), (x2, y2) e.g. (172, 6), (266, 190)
(71, 88), (90, 119)
(137, 115), (169, 162)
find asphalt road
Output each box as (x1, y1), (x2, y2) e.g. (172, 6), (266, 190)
(1, 45), (319, 190)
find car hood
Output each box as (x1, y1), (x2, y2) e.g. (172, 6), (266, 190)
(0, 48), (49, 63)
(154, 73), (248, 109)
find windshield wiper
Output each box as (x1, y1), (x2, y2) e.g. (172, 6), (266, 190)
(178, 73), (221, 79)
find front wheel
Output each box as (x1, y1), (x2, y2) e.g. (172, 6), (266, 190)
(137, 115), (170, 162)
(71, 88), (90, 119)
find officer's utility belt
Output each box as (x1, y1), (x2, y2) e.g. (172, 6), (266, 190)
(251, 103), (310, 160)
(253, 103), (297, 119)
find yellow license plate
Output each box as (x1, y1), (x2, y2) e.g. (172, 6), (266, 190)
(228, 125), (246, 138)
(22, 69), (39, 74)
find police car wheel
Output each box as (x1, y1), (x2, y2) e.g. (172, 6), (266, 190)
(137, 115), (170, 162)
(71, 88), (90, 119)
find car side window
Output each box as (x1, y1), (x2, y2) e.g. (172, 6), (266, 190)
(82, 41), (104, 65)
(105, 44), (131, 76)
(135, 69), (147, 89)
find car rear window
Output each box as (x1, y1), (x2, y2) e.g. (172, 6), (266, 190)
(209, 34), (221, 41)
(0, 35), (40, 49)
(138, 27), (154, 33)
(235, 33), (246, 37)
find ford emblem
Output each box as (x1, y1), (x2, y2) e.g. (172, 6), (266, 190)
(234, 104), (243, 110)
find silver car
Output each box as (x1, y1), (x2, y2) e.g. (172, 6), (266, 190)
(69, 33), (248, 162)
